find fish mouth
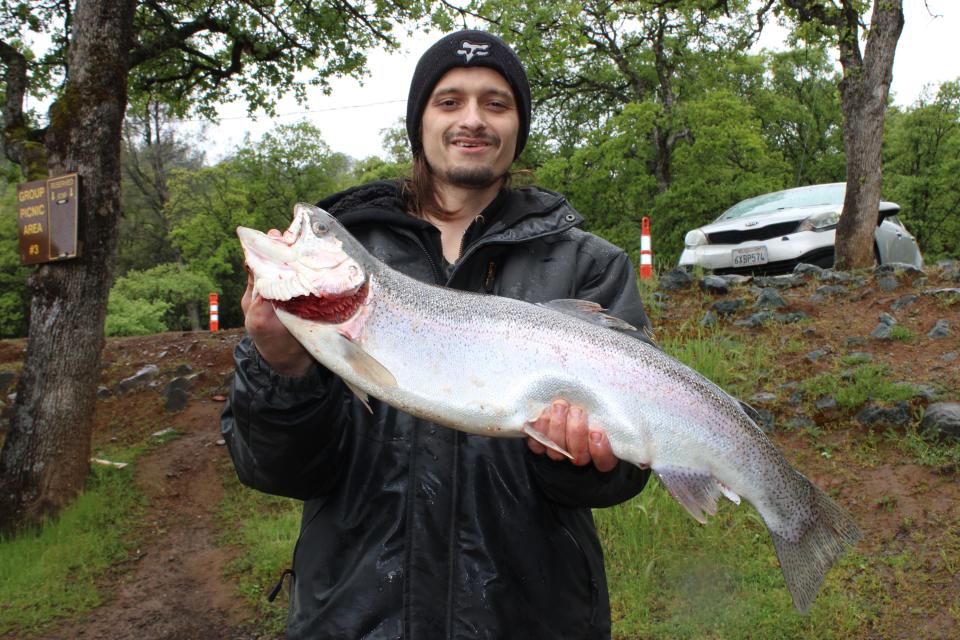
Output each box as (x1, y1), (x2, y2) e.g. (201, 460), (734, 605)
(273, 279), (370, 324)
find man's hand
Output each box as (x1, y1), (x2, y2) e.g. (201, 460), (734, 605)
(242, 230), (314, 377)
(526, 399), (619, 472)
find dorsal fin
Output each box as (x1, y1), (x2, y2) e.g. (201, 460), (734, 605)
(539, 299), (638, 331)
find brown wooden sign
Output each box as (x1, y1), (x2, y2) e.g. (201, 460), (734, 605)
(17, 174), (79, 265)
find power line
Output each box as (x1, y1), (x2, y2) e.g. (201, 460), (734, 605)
(171, 98), (407, 125)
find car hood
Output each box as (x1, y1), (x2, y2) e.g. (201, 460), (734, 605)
(696, 204), (839, 233)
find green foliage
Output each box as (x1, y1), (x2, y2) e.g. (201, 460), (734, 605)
(0, 180), (31, 337)
(883, 81), (960, 260)
(801, 364), (917, 409)
(106, 263), (215, 335)
(0, 465), (144, 635)
(158, 121), (355, 329)
(105, 291), (171, 337)
(219, 476), (301, 635)
(596, 482), (865, 639)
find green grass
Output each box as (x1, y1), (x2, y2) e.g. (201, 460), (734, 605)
(661, 329), (779, 397)
(0, 464), (145, 635)
(218, 473), (301, 635)
(596, 482), (870, 639)
(801, 364), (917, 409)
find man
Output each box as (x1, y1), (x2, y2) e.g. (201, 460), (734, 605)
(222, 30), (652, 639)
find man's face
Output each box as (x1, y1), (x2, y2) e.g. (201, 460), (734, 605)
(420, 67), (519, 189)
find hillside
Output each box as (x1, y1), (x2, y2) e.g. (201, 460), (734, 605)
(0, 261), (958, 639)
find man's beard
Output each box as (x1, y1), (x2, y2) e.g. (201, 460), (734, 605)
(436, 130), (506, 188)
(440, 165), (504, 188)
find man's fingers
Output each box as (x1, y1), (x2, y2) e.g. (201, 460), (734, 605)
(566, 405), (590, 466)
(588, 429), (619, 473)
(546, 400), (569, 461)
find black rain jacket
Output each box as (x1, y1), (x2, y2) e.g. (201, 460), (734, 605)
(221, 181), (653, 639)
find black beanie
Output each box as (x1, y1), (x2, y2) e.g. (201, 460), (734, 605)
(406, 30), (531, 159)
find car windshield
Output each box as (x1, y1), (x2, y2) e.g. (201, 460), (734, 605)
(717, 184), (845, 221)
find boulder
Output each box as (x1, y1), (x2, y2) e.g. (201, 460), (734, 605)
(920, 403), (960, 442)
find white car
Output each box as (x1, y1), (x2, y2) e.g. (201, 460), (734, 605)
(678, 183), (924, 274)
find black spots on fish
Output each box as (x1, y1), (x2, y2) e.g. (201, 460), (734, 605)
(275, 280), (369, 323)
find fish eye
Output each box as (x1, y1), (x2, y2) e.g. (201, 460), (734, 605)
(312, 220), (329, 235)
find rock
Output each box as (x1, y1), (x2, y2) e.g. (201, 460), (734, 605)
(698, 275), (730, 294)
(96, 386), (113, 399)
(891, 294), (919, 311)
(164, 388), (189, 413)
(850, 287), (876, 302)
(802, 327), (817, 337)
(711, 299), (746, 316)
(878, 312), (897, 326)
(720, 274), (753, 286)
(152, 427), (177, 438)
(815, 396), (838, 411)
(163, 376), (194, 397)
(805, 349), (829, 362)
(755, 274), (805, 289)
(786, 415), (816, 430)
(734, 310), (806, 328)
(903, 383), (937, 400)
(700, 310), (718, 328)
(845, 336), (867, 348)
(844, 352), (873, 364)
(856, 402), (912, 429)
(734, 311), (774, 328)
(787, 391), (805, 406)
(920, 403), (960, 442)
(941, 351), (958, 363)
(813, 284), (848, 299)
(924, 287), (960, 298)
(870, 323), (893, 340)
(658, 268), (694, 292)
(878, 275), (899, 292)
(749, 392), (778, 404)
(794, 263), (824, 276)
(754, 287), (788, 309)
(928, 319), (950, 339)
(215, 438), (227, 446)
(117, 364), (161, 394)
(175, 363), (194, 376)
(0, 371), (15, 395)
(875, 262), (925, 278)
(754, 409), (776, 433)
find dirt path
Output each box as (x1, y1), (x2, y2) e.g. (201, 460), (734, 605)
(45, 399), (259, 640)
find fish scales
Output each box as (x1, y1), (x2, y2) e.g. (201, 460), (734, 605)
(238, 203), (862, 613)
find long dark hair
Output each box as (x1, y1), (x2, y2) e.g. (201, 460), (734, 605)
(400, 154), (519, 220)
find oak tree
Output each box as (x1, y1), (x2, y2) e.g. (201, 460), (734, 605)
(0, 0), (432, 533)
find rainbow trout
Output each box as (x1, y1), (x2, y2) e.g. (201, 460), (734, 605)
(237, 203), (861, 612)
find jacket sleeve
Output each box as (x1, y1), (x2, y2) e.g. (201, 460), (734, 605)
(528, 245), (652, 508)
(220, 335), (352, 500)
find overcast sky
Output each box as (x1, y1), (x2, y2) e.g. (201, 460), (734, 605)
(185, 0), (958, 163)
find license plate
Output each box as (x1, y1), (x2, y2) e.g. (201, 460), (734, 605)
(732, 246), (768, 267)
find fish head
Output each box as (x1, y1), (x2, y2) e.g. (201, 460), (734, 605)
(237, 203), (370, 323)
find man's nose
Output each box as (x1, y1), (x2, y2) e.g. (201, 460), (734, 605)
(459, 100), (486, 130)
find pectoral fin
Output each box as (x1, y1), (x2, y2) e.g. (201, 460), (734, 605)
(344, 380), (373, 414)
(521, 425), (574, 460)
(336, 334), (397, 389)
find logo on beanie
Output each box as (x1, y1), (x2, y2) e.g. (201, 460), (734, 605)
(457, 41), (490, 63)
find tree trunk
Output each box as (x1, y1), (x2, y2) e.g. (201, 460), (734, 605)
(834, 0), (904, 270)
(0, 0), (136, 533)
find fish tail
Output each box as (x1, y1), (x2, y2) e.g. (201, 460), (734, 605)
(769, 479), (862, 613)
